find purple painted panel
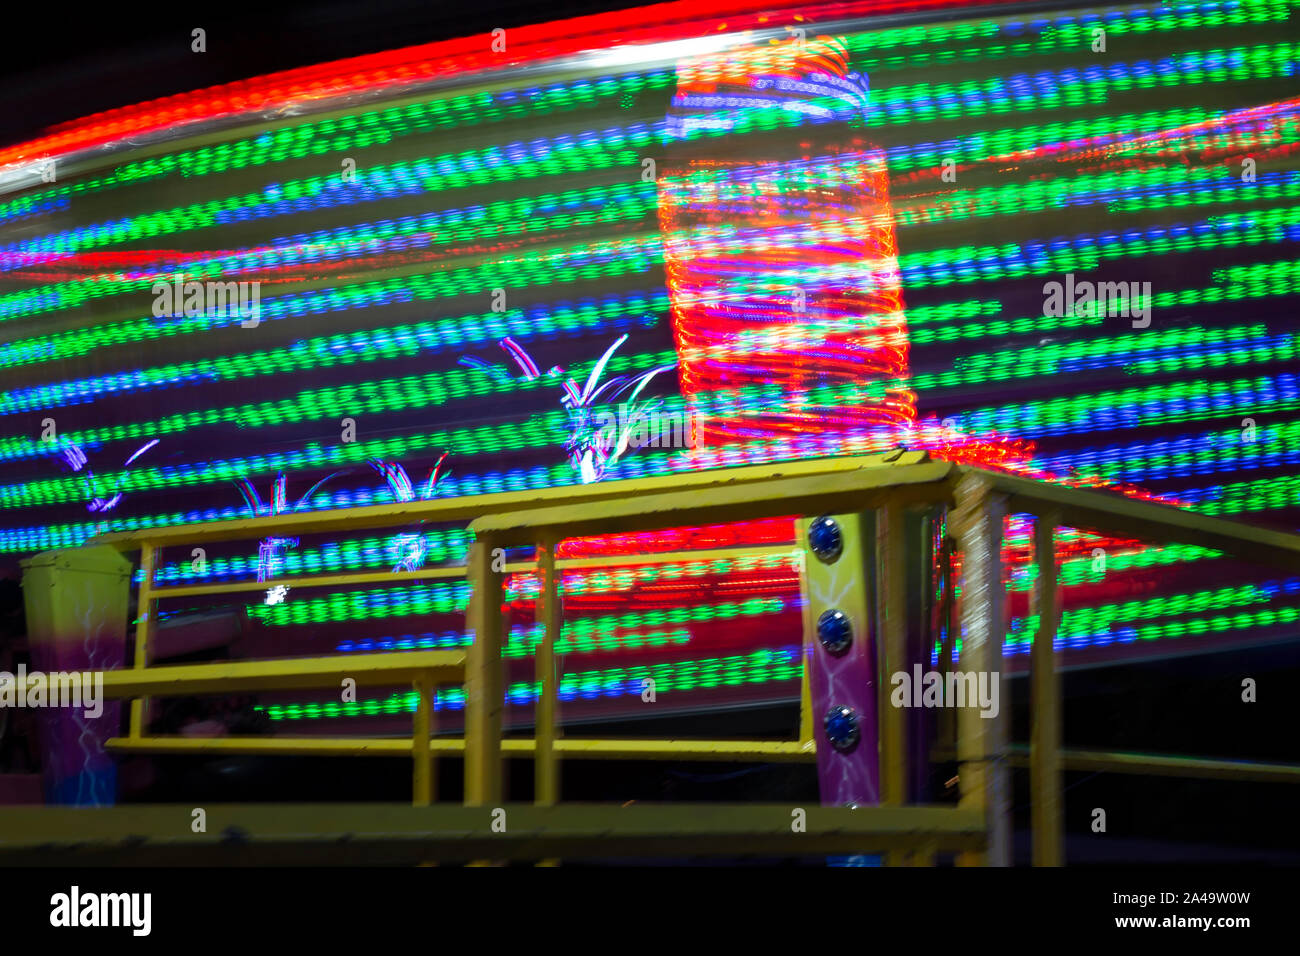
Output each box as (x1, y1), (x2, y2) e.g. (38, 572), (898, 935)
(802, 514), (879, 807)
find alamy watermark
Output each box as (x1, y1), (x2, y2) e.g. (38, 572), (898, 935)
(1043, 272), (1152, 328)
(594, 403), (701, 450)
(0, 665), (104, 719)
(152, 273), (262, 328)
(890, 665), (999, 719)
(50, 886), (151, 936)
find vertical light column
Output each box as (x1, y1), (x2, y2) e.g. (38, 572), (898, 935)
(659, 37), (914, 463)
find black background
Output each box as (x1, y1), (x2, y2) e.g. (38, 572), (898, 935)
(0, 0), (642, 147)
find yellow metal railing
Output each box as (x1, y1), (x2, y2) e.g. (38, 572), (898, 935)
(23, 449), (1300, 863)
(466, 455), (1300, 864)
(91, 453), (917, 807)
(100, 650), (465, 805)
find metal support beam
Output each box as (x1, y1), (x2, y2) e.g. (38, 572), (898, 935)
(795, 541), (815, 751)
(91, 453), (932, 550)
(99, 650), (465, 696)
(534, 540), (563, 867)
(130, 542), (156, 739)
(0, 804), (987, 865)
(980, 468), (1300, 572)
(464, 539), (504, 807)
(1018, 747), (1300, 784)
(1031, 515), (1064, 866)
(107, 736), (819, 760)
(412, 676), (433, 807)
(950, 474), (1011, 866)
(936, 533), (957, 752)
(876, 502), (908, 808)
(798, 664), (814, 752)
(473, 459), (953, 545)
(876, 502), (909, 866)
(535, 540), (561, 807)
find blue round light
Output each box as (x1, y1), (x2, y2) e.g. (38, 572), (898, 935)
(824, 705), (860, 752)
(817, 609), (853, 654)
(808, 515), (843, 563)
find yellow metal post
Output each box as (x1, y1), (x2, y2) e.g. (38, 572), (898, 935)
(924, 533), (958, 867)
(798, 666), (814, 751)
(535, 540), (563, 867)
(130, 543), (157, 739)
(876, 502), (908, 866)
(535, 540), (562, 807)
(1031, 515), (1064, 866)
(950, 475), (1011, 867)
(464, 539), (505, 807)
(795, 544), (815, 750)
(936, 535), (957, 750)
(413, 674), (433, 807)
(876, 502), (908, 806)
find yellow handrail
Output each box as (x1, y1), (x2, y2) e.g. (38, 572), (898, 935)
(52, 451), (1300, 863)
(100, 650), (466, 806)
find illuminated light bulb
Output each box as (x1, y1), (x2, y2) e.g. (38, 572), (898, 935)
(824, 705), (860, 751)
(817, 609), (853, 653)
(808, 515), (843, 563)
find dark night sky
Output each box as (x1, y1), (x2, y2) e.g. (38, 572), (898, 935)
(0, 0), (642, 148)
